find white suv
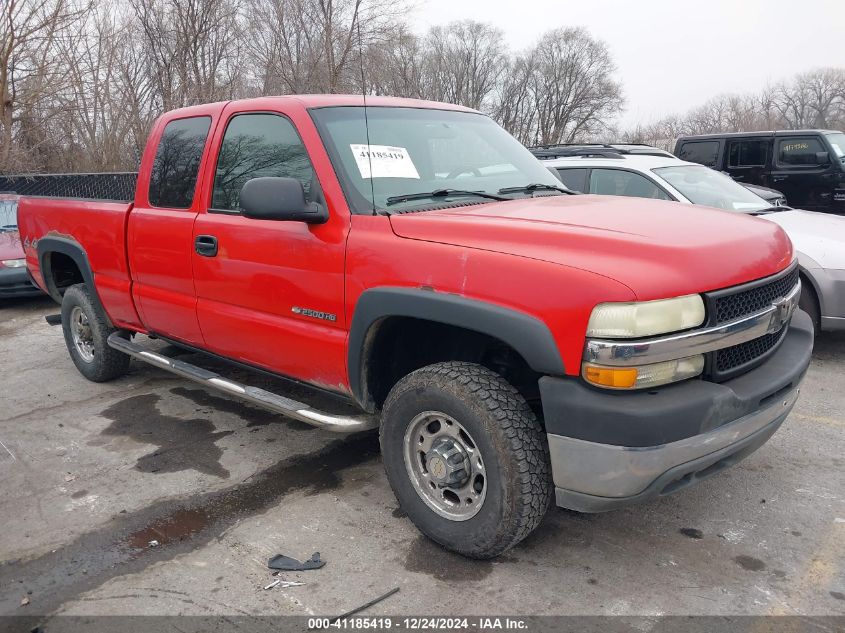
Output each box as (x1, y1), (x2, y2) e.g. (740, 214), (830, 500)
(532, 144), (845, 333)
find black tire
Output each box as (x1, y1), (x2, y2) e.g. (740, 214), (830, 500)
(799, 280), (820, 334)
(380, 361), (552, 559)
(61, 283), (130, 382)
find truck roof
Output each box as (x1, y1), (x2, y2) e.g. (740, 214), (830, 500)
(164, 95), (480, 119)
(677, 129), (841, 141)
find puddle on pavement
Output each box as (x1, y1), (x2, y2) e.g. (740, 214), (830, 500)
(100, 393), (233, 478)
(0, 433), (380, 616)
(734, 554), (766, 571)
(402, 536), (493, 582)
(127, 508), (211, 554)
(680, 527), (704, 539)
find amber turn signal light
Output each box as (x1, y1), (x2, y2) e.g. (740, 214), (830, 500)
(583, 365), (638, 389)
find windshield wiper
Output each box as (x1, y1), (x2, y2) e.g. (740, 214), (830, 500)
(749, 206), (790, 215)
(385, 189), (509, 207)
(498, 183), (577, 196)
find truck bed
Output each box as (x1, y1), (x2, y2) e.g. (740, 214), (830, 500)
(18, 196), (142, 329)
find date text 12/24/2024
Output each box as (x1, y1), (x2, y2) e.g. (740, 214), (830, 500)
(308, 617), (528, 630)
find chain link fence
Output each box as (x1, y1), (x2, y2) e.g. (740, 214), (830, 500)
(0, 173), (137, 201)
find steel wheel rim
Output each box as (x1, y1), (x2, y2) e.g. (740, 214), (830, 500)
(70, 305), (95, 363)
(403, 411), (487, 521)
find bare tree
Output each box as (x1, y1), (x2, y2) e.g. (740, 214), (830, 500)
(361, 24), (425, 97)
(0, 0), (87, 171)
(130, 0), (243, 111)
(619, 67), (845, 148)
(492, 53), (536, 143)
(419, 21), (507, 111)
(246, 0), (402, 95)
(514, 27), (623, 145)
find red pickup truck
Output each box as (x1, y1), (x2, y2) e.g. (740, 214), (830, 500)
(19, 95), (813, 558)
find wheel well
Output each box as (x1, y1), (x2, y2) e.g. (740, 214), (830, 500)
(361, 317), (542, 414)
(798, 271), (821, 324)
(44, 251), (84, 297)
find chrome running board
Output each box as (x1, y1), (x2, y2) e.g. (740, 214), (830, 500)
(107, 333), (378, 434)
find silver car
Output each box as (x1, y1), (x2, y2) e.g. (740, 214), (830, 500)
(538, 149), (845, 332)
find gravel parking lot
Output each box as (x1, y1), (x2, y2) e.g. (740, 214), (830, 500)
(1, 296), (844, 623)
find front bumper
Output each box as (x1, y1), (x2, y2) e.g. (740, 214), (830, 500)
(0, 265), (42, 298)
(540, 309), (814, 512)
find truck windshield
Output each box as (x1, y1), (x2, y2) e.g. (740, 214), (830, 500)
(309, 107), (565, 213)
(653, 165), (771, 213)
(0, 196), (18, 231)
(826, 132), (845, 160)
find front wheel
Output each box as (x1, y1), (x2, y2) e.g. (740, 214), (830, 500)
(380, 361), (552, 559)
(61, 284), (131, 382)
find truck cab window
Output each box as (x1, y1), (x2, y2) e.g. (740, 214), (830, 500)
(777, 137), (825, 166)
(211, 113), (314, 212)
(148, 116), (212, 209)
(678, 141), (719, 167)
(728, 140), (767, 167)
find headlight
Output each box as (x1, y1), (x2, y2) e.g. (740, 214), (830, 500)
(0, 258), (26, 268)
(587, 294), (705, 338)
(583, 355), (705, 390)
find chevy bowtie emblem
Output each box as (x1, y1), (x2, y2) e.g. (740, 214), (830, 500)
(771, 295), (796, 330)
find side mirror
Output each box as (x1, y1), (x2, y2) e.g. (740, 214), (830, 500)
(816, 151), (831, 165)
(239, 177), (327, 223)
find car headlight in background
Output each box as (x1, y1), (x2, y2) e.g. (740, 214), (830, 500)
(586, 294), (705, 339)
(0, 258), (26, 268)
(583, 355), (705, 390)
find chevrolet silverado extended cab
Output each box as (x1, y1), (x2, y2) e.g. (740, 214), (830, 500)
(19, 96), (813, 558)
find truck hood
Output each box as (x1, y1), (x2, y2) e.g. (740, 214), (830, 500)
(760, 209), (845, 270)
(0, 230), (24, 261)
(389, 195), (794, 300)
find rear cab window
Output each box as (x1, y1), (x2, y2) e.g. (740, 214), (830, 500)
(677, 141), (720, 167)
(776, 137), (826, 167)
(148, 116), (212, 208)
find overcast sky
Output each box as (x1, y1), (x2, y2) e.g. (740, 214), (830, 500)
(411, 0), (845, 127)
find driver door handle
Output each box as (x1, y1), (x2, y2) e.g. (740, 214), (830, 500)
(195, 235), (218, 257)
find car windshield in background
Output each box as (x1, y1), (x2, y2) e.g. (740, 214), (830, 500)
(826, 132), (845, 160)
(310, 107), (565, 213)
(653, 165), (771, 213)
(0, 196), (18, 231)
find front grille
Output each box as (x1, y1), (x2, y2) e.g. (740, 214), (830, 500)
(703, 265), (799, 381)
(710, 267), (799, 324)
(715, 329), (787, 374)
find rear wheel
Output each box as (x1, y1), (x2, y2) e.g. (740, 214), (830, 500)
(380, 361), (552, 559)
(61, 284), (130, 382)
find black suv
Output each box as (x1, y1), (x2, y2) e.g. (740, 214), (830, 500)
(674, 130), (845, 213)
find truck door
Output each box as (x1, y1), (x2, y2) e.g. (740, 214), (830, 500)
(725, 137), (771, 188)
(771, 135), (836, 211)
(128, 111), (217, 344)
(191, 102), (350, 391)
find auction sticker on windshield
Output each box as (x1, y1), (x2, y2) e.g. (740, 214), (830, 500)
(351, 144), (420, 179)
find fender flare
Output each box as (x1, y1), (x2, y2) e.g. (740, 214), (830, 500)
(36, 236), (108, 320)
(348, 287), (565, 407)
